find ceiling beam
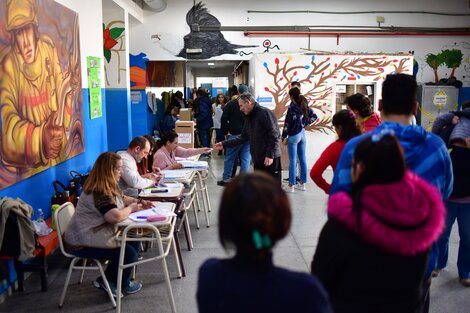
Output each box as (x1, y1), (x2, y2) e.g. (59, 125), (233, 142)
(112, 0), (144, 23)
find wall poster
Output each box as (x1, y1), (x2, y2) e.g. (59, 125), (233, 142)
(87, 56), (102, 119)
(0, 0), (84, 189)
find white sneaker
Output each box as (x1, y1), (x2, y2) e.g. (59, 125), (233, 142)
(284, 185), (295, 193)
(295, 183), (306, 191)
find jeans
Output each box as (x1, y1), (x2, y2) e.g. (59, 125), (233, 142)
(198, 128), (211, 148)
(72, 242), (140, 286)
(437, 201), (470, 279)
(222, 135), (251, 181)
(287, 129), (307, 186)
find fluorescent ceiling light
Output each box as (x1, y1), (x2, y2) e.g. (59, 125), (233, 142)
(186, 48), (202, 54)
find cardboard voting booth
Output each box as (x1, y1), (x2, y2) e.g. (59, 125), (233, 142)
(179, 108), (192, 121)
(175, 121), (195, 148)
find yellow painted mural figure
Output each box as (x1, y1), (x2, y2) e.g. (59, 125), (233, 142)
(0, 0), (80, 184)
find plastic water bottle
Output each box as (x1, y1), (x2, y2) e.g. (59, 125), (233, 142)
(37, 208), (45, 223)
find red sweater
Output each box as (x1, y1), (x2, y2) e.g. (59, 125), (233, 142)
(310, 140), (346, 194)
(361, 112), (381, 133)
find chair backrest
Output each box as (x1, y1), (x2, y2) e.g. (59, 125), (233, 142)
(54, 202), (75, 258)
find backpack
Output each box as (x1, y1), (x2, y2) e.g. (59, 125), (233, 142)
(439, 110), (470, 147)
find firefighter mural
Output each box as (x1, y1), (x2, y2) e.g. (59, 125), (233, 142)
(0, 0), (83, 189)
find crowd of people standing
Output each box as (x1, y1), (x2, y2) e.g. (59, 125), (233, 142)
(64, 74), (468, 312)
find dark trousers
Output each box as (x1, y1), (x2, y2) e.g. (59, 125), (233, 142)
(198, 128), (211, 148)
(72, 241), (140, 287)
(253, 157), (281, 185)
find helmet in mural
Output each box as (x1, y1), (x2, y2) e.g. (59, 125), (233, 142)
(5, 0), (38, 32)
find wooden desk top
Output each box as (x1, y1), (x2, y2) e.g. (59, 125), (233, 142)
(116, 202), (176, 227)
(139, 183), (184, 201)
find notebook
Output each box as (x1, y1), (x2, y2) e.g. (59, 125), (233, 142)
(128, 207), (176, 222)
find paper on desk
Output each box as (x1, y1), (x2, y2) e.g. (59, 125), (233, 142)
(162, 182), (182, 188)
(128, 207), (176, 222)
(175, 155), (199, 162)
(161, 169), (191, 179)
(178, 160), (208, 168)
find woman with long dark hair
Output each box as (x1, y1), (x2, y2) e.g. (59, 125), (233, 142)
(152, 131), (211, 170)
(281, 87), (317, 193)
(312, 133), (445, 313)
(213, 94), (226, 156)
(345, 93), (381, 132)
(310, 109), (361, 194)
(160, 105), (179, 134)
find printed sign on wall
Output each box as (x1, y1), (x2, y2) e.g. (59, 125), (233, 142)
(87, 56), (102, 119)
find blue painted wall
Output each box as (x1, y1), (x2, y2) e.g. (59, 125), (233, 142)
(107, 89), (160, 149)
(0, 88), (108, 219)
(0, 88), (108, 295)
(130, 90), (158, 137)
(105, 89), (130, 152)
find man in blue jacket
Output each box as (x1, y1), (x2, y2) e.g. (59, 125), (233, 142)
(194, 88), (214, 155)
(330, 73), (453, 313)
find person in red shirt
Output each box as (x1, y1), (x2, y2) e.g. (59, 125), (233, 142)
(310, 110), (361, 194)
(345, 93), (381, 132)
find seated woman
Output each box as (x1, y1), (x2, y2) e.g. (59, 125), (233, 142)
(160, 105), (179, 134)
(345, 93), (381, 132)
(311, 133), (445, 313)
(64, 152), (153, 297)
(197, 172), (333, 313)
(152, 130), (211, 171)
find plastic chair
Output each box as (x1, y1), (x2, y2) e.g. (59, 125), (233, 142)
(195, 170), (211, 227)
(54, 202), (117, 308)
(116, 221), (180, 313)
(183, 181), (201, 233)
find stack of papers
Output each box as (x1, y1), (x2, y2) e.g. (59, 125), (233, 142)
(161, 169), (191, 179)
(128, 207), (176, 222)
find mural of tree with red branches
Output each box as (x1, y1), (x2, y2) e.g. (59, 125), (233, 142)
(261, 54), (411, 133)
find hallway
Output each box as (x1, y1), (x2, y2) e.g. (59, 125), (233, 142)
(1, 132), (467, 312)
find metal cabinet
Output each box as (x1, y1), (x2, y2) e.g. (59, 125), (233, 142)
(416, 85), (459, 131)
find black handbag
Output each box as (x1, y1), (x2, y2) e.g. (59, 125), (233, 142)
(69, 171), (88, 187)
(51, 180), (69, 206)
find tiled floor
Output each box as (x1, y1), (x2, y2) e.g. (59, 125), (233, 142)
(1, 132), (467, 312)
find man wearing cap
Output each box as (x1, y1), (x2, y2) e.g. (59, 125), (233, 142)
(0, 0), (78, 179)
(215, 92), (282, 184)
(216, 85), (252, 186)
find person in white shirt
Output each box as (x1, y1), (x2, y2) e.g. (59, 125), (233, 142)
(117, 136), (160, 196)
(212, 94), (226, 156)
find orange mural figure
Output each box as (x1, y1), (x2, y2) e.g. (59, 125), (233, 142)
(0, 0), (81, 186)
